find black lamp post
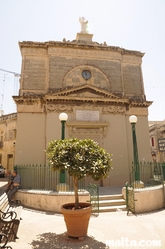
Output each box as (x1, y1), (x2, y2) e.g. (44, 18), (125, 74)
(59, 112), (68, 140)
(59, 112), (68, 183)
(129, 115), (140, 181)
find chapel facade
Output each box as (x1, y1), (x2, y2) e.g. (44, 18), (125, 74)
(13, 19), (152, 186)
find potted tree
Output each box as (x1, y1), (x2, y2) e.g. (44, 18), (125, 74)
(46, 138), (113, 238)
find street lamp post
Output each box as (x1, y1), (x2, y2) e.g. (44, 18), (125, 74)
(59, 112), (68, 184)
(59, 112), (68, 140)
(129, 115), (140, 182)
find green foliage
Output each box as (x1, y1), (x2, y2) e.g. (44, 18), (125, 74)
(46, 138), (113, 181)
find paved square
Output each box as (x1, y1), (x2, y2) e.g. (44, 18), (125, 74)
(7, 207), (165, 249)
(1, 180), (165, 249)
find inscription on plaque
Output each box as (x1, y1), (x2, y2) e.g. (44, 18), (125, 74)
(158, 138), (165, 152)
(76, 110), (99, 121)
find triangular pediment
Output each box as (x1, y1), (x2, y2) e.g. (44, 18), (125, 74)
(13, 82), (152, 107)
(43, 84), (132, 105)
(47, 84), (121, 100)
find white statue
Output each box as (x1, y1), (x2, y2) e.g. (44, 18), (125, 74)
(79, 17), (88, 33)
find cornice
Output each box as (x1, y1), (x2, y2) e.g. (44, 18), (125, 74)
(67, 121), (108, 128)
(130, 100), (153, 108)
(13, 96), (152, 109)
(67, 121), (109, 137)
(13, 96), (41, 103)
(45, 96), (129, 105)
(0, 113), (17, 120)
(0, 113), (17, 124)
(45, 98), (151, 108)
(19, 40), (144, 57)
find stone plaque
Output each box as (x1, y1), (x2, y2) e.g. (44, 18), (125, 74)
(158, 138), (165, 152)
(76, 110), (99, 121)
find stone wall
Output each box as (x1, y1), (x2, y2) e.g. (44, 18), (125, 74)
(122, 185), (165, 214)
(15, 190), (90, 213)
(19, 41), (144, 99)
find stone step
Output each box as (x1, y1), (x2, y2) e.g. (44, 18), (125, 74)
(97, 194), (127, 212)
(99, 205), (127, 212)
(99, 194), (123, 200)
(99, 198), (126, 207)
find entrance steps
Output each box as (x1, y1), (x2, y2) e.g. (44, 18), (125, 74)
(99, 194), (127, 212)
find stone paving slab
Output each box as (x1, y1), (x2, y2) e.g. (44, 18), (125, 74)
(6, 207), (165, 249)
(1, 179), (165, 249)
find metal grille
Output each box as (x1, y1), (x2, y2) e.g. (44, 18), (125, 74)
(125, 182), (135, 215)
(86, 184), (99, 216)
(14, 165), (99, 215)
(14, 164), (85, 191)
(126, 161), (165, 215)
(129, 162), (165, 188)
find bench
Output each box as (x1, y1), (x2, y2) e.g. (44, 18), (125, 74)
(0, 233), (12, 249)
(0, 192), (22, 242)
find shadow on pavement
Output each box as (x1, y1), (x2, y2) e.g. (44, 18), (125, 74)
(30, 232), (108, 249)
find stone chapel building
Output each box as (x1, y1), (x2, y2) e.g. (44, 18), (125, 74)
(13, 21), (152, 186)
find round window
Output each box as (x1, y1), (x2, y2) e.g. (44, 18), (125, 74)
(82, 70), (92, 80)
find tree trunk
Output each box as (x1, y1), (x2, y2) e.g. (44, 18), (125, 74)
(73, 176), (79, 209)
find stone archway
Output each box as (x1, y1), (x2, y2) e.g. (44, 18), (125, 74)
(63, 65), (111, 90)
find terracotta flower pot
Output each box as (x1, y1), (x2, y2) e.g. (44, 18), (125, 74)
(61, 202), (92, 238)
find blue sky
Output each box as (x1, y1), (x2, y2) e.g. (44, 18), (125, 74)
(0, 0), (165, 120)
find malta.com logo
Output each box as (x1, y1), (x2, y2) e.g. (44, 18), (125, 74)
(105, 237), (161, 248)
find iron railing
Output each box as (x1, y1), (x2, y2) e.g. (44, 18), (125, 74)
(86, 183), (99, 216)
(125, 182), (135, 215)
(126, 161), (165, 214)
(14, 164), (85, 191)
(129, 161), (165, 188)
(14, 164), (99, 215)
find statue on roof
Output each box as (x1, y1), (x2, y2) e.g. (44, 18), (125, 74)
(79, 17), (88, 33)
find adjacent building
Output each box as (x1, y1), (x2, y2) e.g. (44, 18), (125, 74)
(0, 113), (17, 170)
(149, 120), (165, 162)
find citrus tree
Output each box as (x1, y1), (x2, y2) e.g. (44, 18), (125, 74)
(46, 138), (113, 209)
